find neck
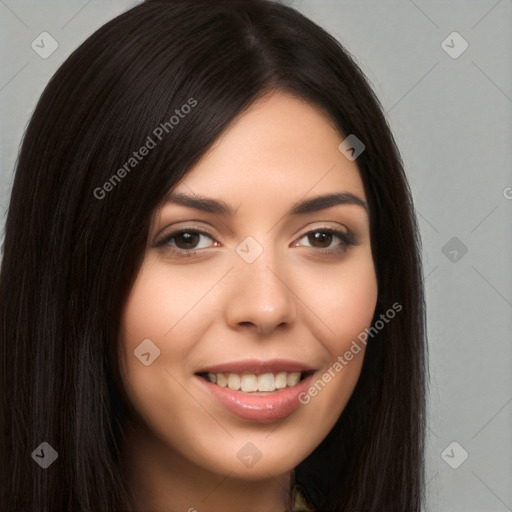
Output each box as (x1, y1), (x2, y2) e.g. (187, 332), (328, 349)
(120, 421), (294, 512)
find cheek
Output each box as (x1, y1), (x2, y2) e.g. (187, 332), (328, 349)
(299, 250), (378, 356)
(336, 265), (378, 346)
(115, 262), (207, 433)
(288, 252), (377, 424)
(118, 259), (212, 367)
(116, 257), (225, 427)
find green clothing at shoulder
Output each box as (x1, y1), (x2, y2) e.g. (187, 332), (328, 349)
(286, 483), (315, 512)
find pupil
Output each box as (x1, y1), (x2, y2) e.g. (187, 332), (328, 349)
(310, 231), (331, 247)
(177, 232), (199, 249)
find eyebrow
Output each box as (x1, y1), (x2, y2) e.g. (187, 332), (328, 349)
(164, 191), (368, 216)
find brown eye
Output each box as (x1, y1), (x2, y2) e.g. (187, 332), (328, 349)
(297, 228), (354, 252)
(153, 229), (217, 255)
(173, 231), (202, 250)
(307, 231), (334, 248)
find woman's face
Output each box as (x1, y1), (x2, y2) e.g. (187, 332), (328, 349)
(118, 91), (378, 482)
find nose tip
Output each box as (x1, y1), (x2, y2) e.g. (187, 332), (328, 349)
(225, 257), (297, 336)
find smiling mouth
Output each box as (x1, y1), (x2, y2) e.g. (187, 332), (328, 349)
(196, 371), (313, 393)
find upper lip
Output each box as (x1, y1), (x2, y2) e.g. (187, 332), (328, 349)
(195, 358), (316, 375)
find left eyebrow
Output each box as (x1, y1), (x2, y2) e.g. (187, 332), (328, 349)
(164, 191), (368, 216)
(290, 192), (368, 215)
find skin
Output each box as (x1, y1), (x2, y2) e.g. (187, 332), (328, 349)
(117, 90), (378, 512)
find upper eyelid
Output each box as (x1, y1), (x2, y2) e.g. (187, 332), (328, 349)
(152, 211), (362, 240)
(155, 224), (353, 247)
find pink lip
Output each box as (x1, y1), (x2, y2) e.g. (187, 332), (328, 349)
(196, 371), (315, 423)
(195, 358), (316, 375)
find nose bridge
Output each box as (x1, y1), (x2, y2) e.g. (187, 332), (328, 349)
(226, 235), (296, 332)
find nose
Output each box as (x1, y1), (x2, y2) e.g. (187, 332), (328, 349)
(224, 247), (297, 336)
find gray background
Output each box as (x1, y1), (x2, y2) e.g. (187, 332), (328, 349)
(1, 1), (511, 510)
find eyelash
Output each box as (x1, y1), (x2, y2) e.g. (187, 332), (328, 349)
(153, 226), (357, 259)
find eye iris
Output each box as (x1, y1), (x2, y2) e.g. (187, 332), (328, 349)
(309, 231), (332, 248)
(176, 232), (199, 249)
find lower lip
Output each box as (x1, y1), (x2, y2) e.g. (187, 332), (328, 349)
(196, 373), (314, 423)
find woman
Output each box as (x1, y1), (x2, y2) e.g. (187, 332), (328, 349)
(0, 0), (427, 510)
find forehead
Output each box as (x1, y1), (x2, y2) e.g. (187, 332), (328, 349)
(170, 91), (366, 206)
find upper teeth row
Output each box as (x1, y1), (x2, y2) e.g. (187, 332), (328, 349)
(206, 371), (302, 392)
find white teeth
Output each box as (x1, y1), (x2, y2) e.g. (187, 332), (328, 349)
(286, 372), (301, 386)
(274, 372), (287, 389)
(258, 373), (275, 392)
(204, 371), (306, 392)
(227, 373), (241, 391)
(240, 374), (258, 392)
(216, 373), (227, 387)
